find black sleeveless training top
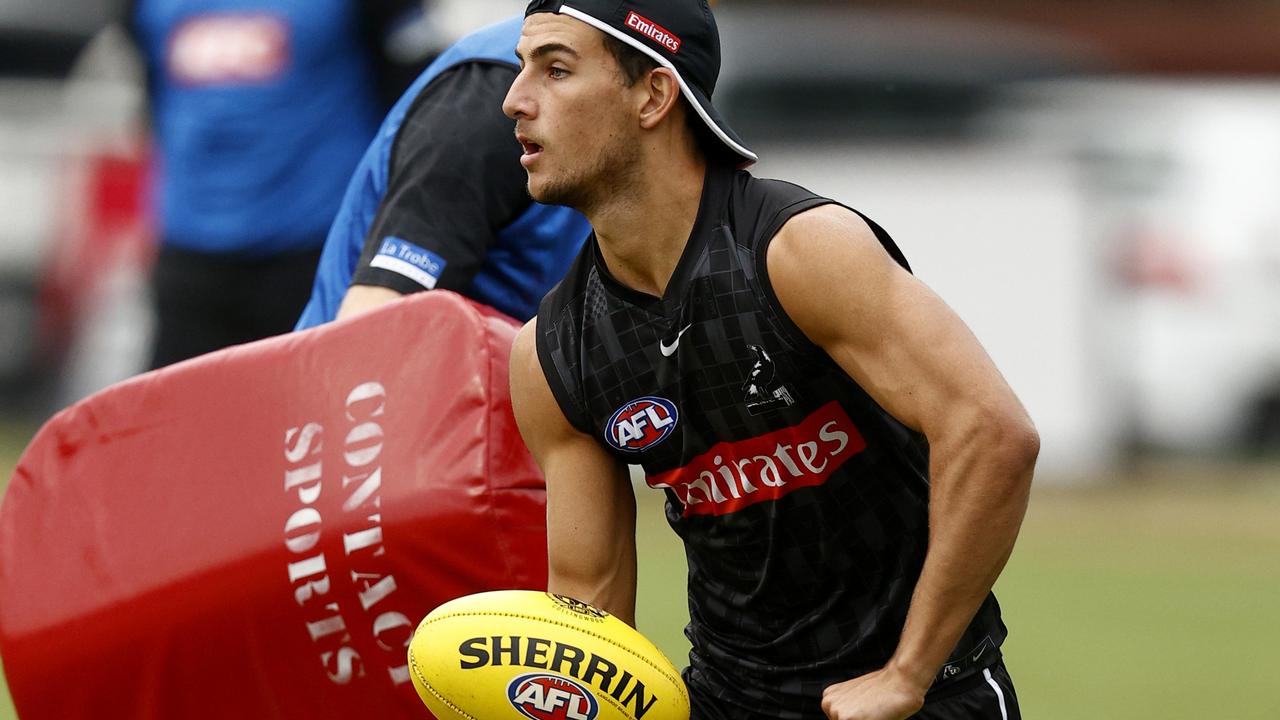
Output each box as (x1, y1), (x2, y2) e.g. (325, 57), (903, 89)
(535, 163), (1006, 718)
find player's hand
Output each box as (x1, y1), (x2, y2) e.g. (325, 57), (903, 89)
(820, 666), (926, 720)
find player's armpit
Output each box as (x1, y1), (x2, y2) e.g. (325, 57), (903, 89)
(509, 322), (639, 626)
(335, 284), (405, 321)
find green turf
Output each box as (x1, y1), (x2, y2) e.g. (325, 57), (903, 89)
(0, 659), (12, 720)
(2, 420), (1278, 720)
(0, 422), (32, 720)
(992, 481), (1280, 720)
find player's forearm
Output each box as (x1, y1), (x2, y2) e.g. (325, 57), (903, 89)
(887, 410), (1038, 690)
(543, 459), (640, 627)
(335, 284), (404, 320)
(548, 547), (638, 627)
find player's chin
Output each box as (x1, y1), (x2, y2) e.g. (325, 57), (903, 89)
(525, 176), (551, 204)
(526, 175), (568, 207)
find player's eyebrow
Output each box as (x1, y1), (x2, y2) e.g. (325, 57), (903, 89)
(515, 42), (580, 66)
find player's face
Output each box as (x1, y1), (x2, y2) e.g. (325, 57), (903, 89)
(504, 14), (642, 210)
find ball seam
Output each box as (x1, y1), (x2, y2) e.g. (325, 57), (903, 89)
(409, 646), (479, 720)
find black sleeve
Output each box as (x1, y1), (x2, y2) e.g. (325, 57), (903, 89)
(351, 62), (533, 296)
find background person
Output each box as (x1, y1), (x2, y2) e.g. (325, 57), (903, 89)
(127, 0), (427, 367)
(294, 14), (591, 330)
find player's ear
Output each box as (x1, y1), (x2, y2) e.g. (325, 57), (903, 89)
(637, 67), (682, 130)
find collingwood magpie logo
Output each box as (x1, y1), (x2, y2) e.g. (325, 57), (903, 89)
(741, 344), (795, 414)
(548, 593), (609, 621)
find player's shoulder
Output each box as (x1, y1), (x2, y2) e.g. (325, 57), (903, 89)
(392, 16), (524, 128)
(511, 318), (539, 370)
(510, 318), (552, 417)
(731, 170), (826, 210)
(509, 315), (594, 446)
(437, 15), (524, 68)
(769, 204), (887, 278)
(385, 61), (521, 175)
(776, 203), (877, 245)
(407, 61), (517, 117)
(721, 168), (841, 253)
(508, 318), (552, 438)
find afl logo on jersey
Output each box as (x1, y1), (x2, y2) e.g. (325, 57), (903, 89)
(168, 14), (290, 86)
(605, 397), (678, 453)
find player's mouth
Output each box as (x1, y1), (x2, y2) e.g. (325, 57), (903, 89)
(516, 133), (543, 167)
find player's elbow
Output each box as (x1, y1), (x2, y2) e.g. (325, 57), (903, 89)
(942, 399), (1038, 482)
(980, 407), (1040, 487)
(1012, 420), (1040, 472)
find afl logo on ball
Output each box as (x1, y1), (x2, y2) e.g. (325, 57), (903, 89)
(606, 397), (678, 453)
(508, 673), (599, 720)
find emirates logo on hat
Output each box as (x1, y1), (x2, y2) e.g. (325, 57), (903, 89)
(624, 10), (681, 53)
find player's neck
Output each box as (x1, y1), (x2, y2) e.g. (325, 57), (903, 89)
(589, 149), (707, 299)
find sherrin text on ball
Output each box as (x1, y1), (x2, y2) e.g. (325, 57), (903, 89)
(408, 590), (690, 720)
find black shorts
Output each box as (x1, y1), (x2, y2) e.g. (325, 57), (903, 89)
(149, 243), (322, 369)
(688, 660), (1020, 720)
(913, 661), (1020, 720)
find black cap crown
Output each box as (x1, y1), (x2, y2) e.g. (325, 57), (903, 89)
(525, 0), (756, 166)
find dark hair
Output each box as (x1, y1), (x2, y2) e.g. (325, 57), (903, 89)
(601, 33), (659, 86)
(600, 33), (735, 164)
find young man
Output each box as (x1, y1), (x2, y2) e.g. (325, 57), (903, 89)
(505, 2), (1039, 719)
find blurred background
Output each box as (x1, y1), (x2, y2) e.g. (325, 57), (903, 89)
(1, 0), (1277, 718)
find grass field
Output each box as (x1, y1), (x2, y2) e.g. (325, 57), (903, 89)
(1, 425), (1277, 719)
(1, 422), (30, 720)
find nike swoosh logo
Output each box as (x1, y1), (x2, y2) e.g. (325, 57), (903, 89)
(659, 324), (693, 357)
(971, 644), (987, 663)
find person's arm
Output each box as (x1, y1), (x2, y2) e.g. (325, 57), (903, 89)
(336, 62), (532, 322)
(335, 285), (404, 321)
(766, 205), (1039, 720)
(508, 321), (639, 625)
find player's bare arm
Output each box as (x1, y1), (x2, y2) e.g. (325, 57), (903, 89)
(335, 284), (404, 320)
(509, 320), (639, 626)
(768, 205), (1040, 720)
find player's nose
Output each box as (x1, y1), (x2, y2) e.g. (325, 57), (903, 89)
(503, 70), (535, 121)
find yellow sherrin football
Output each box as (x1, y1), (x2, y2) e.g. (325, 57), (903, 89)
(408, 590), (690, 720)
